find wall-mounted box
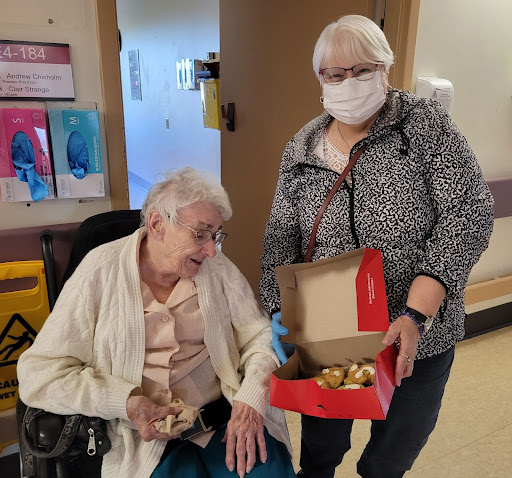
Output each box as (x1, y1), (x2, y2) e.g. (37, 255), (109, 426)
(200, 79), (220, 130)
(0, 108), (54, 202)
(416, 77), (454, 114)
(48, 109), (105, 198)
(177, 55), (215, 90)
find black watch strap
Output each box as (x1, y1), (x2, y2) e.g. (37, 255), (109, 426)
(403, 306), (430, 324)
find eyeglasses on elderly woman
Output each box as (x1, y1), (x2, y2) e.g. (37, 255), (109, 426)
(319, 63), (377, 84)
(175, 219), (227, 246)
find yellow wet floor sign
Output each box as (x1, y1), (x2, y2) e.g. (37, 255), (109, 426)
(0, 261), (50, 410)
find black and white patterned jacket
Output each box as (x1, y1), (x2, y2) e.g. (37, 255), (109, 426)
(259, 88), (494, 359)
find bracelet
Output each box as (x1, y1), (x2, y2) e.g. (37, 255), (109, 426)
(400, 309), (425, 336)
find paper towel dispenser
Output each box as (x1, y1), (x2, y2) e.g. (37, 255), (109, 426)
(416, 77), (454, 114)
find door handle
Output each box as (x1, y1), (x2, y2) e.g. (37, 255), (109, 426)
(221, 102), (235, 132)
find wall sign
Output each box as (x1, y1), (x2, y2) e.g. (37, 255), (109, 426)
(0, 40), (75, 100)
(128, 49), (141, 100)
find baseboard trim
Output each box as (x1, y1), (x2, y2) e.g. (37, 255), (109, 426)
(464, 301), (512, 340)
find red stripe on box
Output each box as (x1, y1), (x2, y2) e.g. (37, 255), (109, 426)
(356, 248), (389, 332)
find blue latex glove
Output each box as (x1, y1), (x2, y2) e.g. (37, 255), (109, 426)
(11, 131), (49, 202)
(271, 311), (296, 365)
(67, 131), (90, 179)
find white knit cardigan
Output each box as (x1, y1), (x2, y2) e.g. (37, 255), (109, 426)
(18, 229), (291, 478)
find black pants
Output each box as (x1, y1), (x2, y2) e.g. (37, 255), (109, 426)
(299, 347), (455, 478)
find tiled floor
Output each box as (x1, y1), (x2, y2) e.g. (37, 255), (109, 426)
(285, 325), (512, 478)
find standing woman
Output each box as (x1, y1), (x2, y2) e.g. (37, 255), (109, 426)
(260, 15), (494, 478)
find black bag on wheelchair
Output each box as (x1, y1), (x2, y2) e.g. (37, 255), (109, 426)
(22, 404), (111, 459)
(18, 400), (110, 478)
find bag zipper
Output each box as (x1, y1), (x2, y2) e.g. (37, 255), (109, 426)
(87, 427), (97, 456)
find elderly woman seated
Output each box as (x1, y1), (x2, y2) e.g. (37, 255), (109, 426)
(17, 168), (295, 478)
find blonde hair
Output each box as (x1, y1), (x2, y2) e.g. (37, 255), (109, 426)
(312, 15), (394, 82)
(141, 167), (232, 229)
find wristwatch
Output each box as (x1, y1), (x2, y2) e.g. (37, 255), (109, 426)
(400, 306), (435, 336)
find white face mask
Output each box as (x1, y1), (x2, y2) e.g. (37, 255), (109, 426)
(322, 71), (386, 125)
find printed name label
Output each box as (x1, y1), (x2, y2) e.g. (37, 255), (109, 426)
(0, 40), (75, 99)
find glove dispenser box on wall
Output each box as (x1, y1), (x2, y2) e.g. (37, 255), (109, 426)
(48, 109), (105, 199)
(0, 108), (54, 202)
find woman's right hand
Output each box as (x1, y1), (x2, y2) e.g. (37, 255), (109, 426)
(126, 395), (181, 442)
(271, 312), (295, 365)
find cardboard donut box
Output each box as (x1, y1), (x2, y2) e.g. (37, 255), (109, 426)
(270, 248), (398, 420)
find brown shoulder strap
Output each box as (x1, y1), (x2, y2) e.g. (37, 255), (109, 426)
(304, 145), (366, 263)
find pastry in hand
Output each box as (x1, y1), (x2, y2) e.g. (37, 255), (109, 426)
(311, 367), (346, 389)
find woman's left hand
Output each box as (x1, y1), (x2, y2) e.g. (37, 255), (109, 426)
(222, 400), (267, 477)
(382, 315), (421, 386)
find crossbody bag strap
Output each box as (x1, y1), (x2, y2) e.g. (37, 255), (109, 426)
(304, 144), (366, 263)
(22, 408), (82, 459)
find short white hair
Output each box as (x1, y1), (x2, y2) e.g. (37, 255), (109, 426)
(141, 167), (232, 229)
(312, 15), (394, 82)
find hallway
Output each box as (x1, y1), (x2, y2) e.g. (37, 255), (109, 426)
(285, 326), (512, 478)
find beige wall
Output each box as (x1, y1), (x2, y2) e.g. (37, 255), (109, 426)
(412, 0), (512, 287)
(0, 0), (114, 230)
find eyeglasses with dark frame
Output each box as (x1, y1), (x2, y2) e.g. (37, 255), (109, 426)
(319, 63), (378, 84)
(175, 220), (227, 247)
